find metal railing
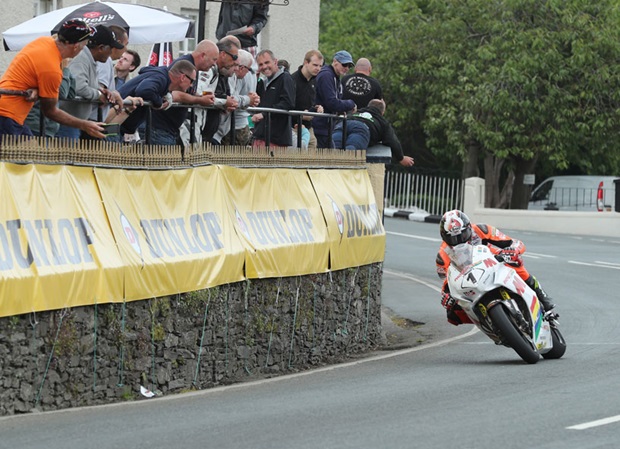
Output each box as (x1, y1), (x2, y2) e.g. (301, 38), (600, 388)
(30, 95), (350, 149)
(384, 168), (464, 216)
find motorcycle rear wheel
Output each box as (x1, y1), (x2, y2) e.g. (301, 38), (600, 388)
(489, 304), (540, 364)
(542, 326), (566, 359)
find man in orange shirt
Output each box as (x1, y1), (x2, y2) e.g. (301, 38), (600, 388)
(0, 19), (105, 138)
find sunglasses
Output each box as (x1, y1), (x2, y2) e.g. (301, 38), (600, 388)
(223, 50), (238, 61)
(183, 73), (196, 84)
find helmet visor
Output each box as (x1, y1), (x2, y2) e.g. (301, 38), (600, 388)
(443, 225), (472, 246)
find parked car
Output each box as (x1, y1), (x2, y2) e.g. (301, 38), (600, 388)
(528, 175), (619, 211)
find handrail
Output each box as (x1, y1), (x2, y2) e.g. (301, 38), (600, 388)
(38, 97), (351, 149)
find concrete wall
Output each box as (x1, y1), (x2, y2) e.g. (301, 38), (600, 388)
(463, 177), (620, 238)
(0, 0), (320, 76)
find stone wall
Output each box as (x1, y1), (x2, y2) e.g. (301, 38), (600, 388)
(0, 263), (383, 416)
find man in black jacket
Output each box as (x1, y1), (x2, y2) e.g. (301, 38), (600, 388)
(333, 99), (414, 166)
(216, 0), (269, 51)
(252, 49), (295, 148)
(291, 49), (324, 149)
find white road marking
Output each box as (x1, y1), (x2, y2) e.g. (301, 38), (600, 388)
(567, 415), (620, 430)
(383, 268), (442, 292)
(386, 231), (442, 242)
(568, 261), (620, 270)
(524, 252), (557, 259)
(595, 261), (620, 267)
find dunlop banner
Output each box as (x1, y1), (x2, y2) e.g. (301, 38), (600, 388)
(219, 166), (330, 278)
(308, 169), (385, 270)
(95, 166), (246, 300)
(0, 163), (125, 317)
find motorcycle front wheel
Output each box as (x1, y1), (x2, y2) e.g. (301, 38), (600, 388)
(489, 304), (540, 364)
(542, 326), (567, 360)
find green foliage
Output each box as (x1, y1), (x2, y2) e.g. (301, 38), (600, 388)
(320, 0), (620, 207)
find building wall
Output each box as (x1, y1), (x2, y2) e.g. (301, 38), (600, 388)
(0, 0), (320, 76)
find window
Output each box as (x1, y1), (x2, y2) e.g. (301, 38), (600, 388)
(179, 8), (200, 55)
(34, 0), (60, 16)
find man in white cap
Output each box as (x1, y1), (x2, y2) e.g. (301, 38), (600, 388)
(313, 50), (357, 149)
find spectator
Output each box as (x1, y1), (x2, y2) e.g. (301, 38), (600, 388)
(278, 60), (290, 72)
(0, 19), (104, 138)
(292, 124), (310, 150)
(291, 50), (324, 150)
(342, 58), (383, 109)
(96, 26), (128, 94)
(333, 99), (414, 167)
(115, 50), (141, 90)
(252, 50), (296, 148)
(24, 58), (76, 137)
(116, 59), (197, 142)
(313, 50), (357, 149)
(148, 39), (220, 145)
(199, 38), (241, 144)
(216, 0), (269, 52)
(214, 49), (261, 146)
(56, 25), (124, 140)
(91, 25), (129, 141)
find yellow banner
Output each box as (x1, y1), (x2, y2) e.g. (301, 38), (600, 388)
(0, 163), (124, 317)
(219, 166), (330, 278)
(308, 169), (385, 270)
(95, 166), (245, 300)
(0, 162), (384, 317)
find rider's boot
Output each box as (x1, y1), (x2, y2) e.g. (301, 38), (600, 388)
(525, 275), (556, 312)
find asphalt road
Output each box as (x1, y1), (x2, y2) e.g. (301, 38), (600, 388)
(1, 217), (619, 449)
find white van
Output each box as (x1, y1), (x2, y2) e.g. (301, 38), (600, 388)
(528, 175), (619, 212)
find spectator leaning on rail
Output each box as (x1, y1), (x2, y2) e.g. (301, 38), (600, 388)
(0, 19), (105, 139)
(313, 50), (357, 149)
(57, 24), (125, 140)
(333, 99), (414, 167)
(24, 58), (76, 138)
(252, 49), (296, 148)
(213, 49), (260, 146)
(149, 39), (220, 145)
(199, 38), (241, 145)
(116, 59), (197, 140)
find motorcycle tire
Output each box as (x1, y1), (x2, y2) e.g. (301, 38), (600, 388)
(542, 326), (567, 360)
(488, 304), (540, 364)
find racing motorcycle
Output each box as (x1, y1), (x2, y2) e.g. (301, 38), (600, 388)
(445, 243), (566, 364)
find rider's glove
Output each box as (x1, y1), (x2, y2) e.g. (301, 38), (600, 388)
(499, 248), (523, 267)
(441, 291), (456, 311)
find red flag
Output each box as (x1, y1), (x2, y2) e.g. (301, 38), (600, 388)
(148, 42), (174, 67)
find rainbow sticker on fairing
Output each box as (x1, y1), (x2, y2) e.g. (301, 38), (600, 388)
(531, 298), (543, 341)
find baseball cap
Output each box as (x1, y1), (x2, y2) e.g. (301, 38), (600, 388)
(334, 50), (354, 66)
(58, 19), (95, 44)
(89, 25), (125, 49)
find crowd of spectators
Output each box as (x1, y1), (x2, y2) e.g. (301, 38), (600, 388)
(0, 4), (413, 166)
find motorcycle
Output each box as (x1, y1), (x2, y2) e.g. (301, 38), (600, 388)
(445, 243), (566, 364)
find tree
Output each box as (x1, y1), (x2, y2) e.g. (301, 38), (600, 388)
(320, 0), (620, 208)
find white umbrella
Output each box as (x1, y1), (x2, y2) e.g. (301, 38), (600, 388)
(2, 0), (194, 51)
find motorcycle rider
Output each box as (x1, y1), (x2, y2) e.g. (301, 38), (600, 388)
(436, 209), (556, 325)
